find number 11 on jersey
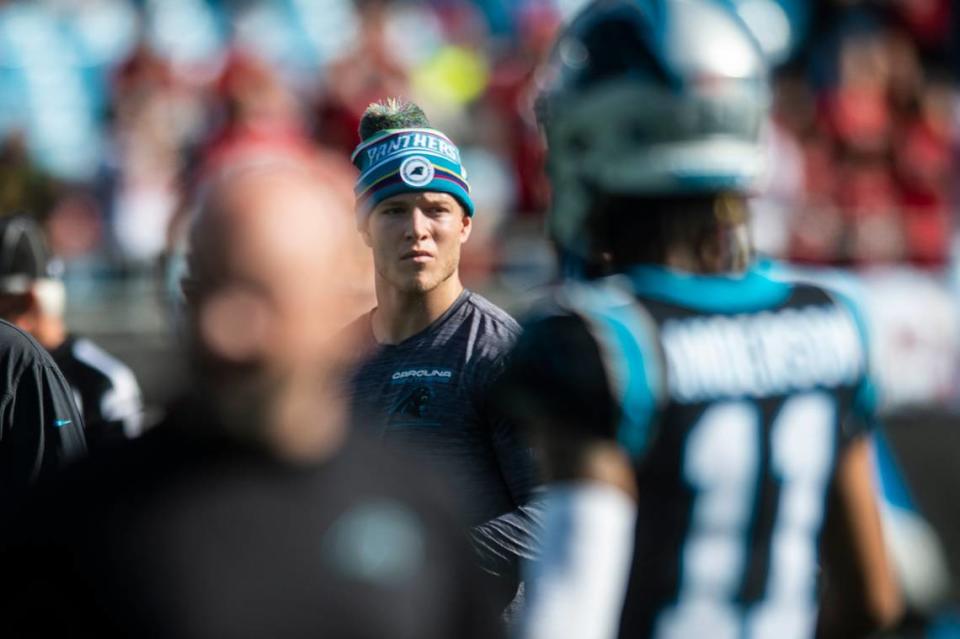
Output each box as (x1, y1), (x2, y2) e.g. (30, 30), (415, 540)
(656, 393), (836, 639)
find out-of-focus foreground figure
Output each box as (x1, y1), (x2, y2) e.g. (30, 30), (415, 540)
(0, 284), (85, 515)
(0, 214), (144, 448)
(498, 1), (903, 638)
(0, 162), (503, 639)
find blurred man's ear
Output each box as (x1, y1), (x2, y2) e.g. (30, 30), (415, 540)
(357, 212), (373, 248)
(199, 285), (272, 364)
(180, 276), (201, 310)
(459, 209), (473, 245)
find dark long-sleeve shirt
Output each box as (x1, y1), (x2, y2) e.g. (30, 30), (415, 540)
(345, 291), (543, 607)
(0, 319), (85, 516)
(0, 395), (503, 639)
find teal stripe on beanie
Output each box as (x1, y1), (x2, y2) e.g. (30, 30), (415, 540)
(352, 127), (474, 216)
(352, 100), (474, 217)
(356, 149), (468, 198)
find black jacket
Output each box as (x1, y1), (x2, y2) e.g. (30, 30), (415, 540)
(0, 395), (503, 639)
(0, 319), (85, 515)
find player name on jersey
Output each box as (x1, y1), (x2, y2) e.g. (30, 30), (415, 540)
(661, 304), (864, 403)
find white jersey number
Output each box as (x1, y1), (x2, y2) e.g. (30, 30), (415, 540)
(655, 392), (836, 639)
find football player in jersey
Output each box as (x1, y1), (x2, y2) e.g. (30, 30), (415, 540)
(0, 214), (144, 448)
(345, 98), (541, 610)
(498, 1), (903, 638)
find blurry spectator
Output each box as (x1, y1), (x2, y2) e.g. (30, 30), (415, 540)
(893, 0), (951, 56)
(823, 23), (904, 264)
(480, 2), (559, 215)
(0, 161), (503, 639)
(893, 78), (953, 265)
(106, 42), (190, 262)
(0, 215), (143, 449)
(781, 3), (954, 267)
(44, 187), (106, 260)
(167, 50), (317, 248)
(315, 0), (410, 155)
(0, 133), (59, 220)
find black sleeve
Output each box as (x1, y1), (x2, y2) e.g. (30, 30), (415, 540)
(0, 362), (86, 512)
(494, 314), (620, 450)
(468, 354), (546, 608)
(452, 535), (509, 639)
(422, 475), (507, 639)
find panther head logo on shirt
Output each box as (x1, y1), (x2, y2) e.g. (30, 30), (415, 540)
(392, 385), (434, 418)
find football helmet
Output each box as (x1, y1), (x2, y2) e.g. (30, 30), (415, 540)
(538, 0), (770, 256)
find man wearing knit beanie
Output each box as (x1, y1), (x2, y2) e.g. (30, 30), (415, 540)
(345, 98), (541, 611)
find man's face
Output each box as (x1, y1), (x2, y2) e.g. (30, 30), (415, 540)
(192, 169), (359, 373)
(361, 192), (471, 294)
(186, 165), (371, 459)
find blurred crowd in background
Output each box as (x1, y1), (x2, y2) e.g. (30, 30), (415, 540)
(758, 0), (956, 267)
(0, 0), (954, 407)
(0, 0), (565, 275)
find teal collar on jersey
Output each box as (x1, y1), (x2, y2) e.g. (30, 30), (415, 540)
(625, 263), (792, 314)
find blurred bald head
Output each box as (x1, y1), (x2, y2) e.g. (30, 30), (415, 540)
(186, 162), (359, 367)
(183, 162), (366, 458)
